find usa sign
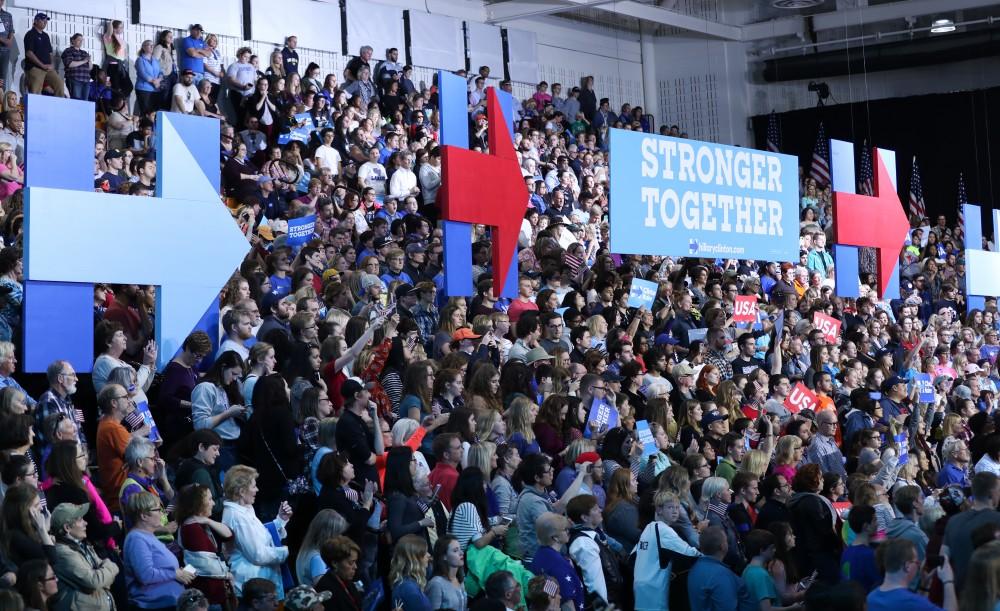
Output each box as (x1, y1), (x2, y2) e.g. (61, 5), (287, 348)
(784, 382), (819, 414)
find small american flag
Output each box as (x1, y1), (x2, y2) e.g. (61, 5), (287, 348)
(766, 111), (781, 153)
(858, 141), (874, 196)
(958, 172), (968, 229)
(909, 156), (926, 221)
(810, 122), (831, 187)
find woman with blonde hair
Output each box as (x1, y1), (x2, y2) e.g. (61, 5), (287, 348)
(467, 441), (497, 482)
(266, 50), (284, 80)
(389, 534), (433, 610)
(0, 142), (23, 200)
(221, 465), (292, 598)
(773, 435), (803, 483)
(505, 396), (540, 457)
(740, 449), (770, 479)
(474, 409), (506, 445)
(585, 315), (608, 352)
(715, 380), (742, 426)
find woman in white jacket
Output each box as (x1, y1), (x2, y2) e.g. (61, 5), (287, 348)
(221, 465), (293, 599)
(632, 491), (701, 611)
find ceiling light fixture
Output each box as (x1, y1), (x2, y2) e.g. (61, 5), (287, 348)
(771, 0), (824, 8)
(930, 18), (956, 33)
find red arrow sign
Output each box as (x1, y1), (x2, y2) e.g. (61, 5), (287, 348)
(832, 148), (909, 298)
(439, 88), (528, 293)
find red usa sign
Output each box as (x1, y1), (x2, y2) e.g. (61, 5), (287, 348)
(783, 382), (819, 414)
(733, 295), (758, 323)
(812, 312), (842, 344)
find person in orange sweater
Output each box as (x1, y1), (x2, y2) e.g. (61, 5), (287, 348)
(95, 383), (132, 512)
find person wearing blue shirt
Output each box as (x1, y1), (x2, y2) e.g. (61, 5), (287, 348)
(380, 248), (413, 288)
(687, 526), (757, 611)
(841, 505), (881, 593)
(937, 438), (972, 489)
(866, 538), (955, 611)
(528, 513), (584, 611)
(375, 197), (405, 223)
(389, 535), (433, 611)
(133, 40), (162, 116)
(0, 341), (36, 409)
(177, 24), (207, 78)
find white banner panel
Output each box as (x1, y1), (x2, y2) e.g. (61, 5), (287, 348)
(139, 0), (243, 38)
(12, 0), (125, 20)
(407, 10), (463, 71)
(250, 0), (341, 53)
(346, 0), (404, 61)
(504, 27), (538, 84)
(466, 21), (502, 76)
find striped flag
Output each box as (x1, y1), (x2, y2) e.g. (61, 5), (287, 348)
(908, 156), (926, 220)
(766, 112), (781, 153)
(858, 141), (874, 196)
(957, 172), (968, 229)
(810, 122), (831, 187)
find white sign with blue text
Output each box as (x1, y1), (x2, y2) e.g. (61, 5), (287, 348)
(609, 130), (799, 261)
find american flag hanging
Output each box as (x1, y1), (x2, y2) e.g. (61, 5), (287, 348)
(908, 156), (926, 221)
(957, 172), (968, 229)
(858, 141), (874, 196)
(766, 112), (781, 153)
(810, 122), (831, 187)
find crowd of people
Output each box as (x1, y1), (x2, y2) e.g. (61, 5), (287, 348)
(0, 5), (993, 611)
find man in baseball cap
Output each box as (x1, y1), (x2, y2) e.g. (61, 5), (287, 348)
(337, 377), (378, 486)
(284, 585), (332, 611)
(50, 502), (89, 537)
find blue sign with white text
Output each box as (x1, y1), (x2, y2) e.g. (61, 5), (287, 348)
(627, 279), (657, 310)
(609, 130), (799, 261)
(287, 215), (316, 249)
(913, 373), (934, 403)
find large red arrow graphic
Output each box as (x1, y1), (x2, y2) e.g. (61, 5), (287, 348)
(832, 148), (909, 299)
(439, 88), (528, 293)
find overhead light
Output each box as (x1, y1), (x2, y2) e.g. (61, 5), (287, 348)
(930, 18), (956, 33)
(771, 0), (824, 8)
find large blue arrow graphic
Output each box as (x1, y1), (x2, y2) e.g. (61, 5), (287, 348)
(23, 97), (248, 371)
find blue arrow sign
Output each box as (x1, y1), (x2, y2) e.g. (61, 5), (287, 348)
(25, 107), (248, 370)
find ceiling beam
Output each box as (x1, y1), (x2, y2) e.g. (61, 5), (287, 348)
(597, 1), (743, 40)
(743, 0), (1000, 41)
(484, 0), (621, 24)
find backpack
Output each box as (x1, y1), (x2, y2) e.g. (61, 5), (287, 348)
(568, 528), (625, 609)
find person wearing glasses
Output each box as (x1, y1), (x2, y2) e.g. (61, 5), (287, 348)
(95, 384), (134, 511)
(44, 441), (121, 553)
(123, 491), (195, 609)
(538, 312), (570, 354)
(755, 474), (793, 532)
(35, 360), (86, 453)
(119, 437), (175, 538)
(16, 558), (59, 611)
(806, 410), (846, 478)
(473, 570), (522, 611)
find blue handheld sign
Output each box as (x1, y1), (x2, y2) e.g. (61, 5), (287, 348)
(635, 420), (657, 459)
(913, 373), (934, 404)
(584, 396), (618, 439)
(627, 279), (657, 310)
